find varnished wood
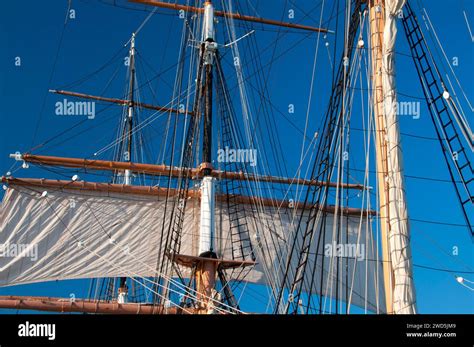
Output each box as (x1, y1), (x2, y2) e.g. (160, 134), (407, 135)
(50, 89), (192, 115)
(2, 176), (377, 216)
(19, 154), (369, 191)
(0, 295), (195, 314)
(369, 0), (394, 314)
(129, 0), (330, 33)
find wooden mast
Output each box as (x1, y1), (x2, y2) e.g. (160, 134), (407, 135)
(195, 0), (218, 314)
(118, 32), (138, 304)
(369, 0), (393, 313)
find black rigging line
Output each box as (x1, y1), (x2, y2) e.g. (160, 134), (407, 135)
(154, 17), (194, 304)
(233, 0), (292, 183)
(410, 218), (469, 228)
(57, 45), (127, 91)
(33, 104), (119, 154)
(349, 167), (464, 184)
(413, 264), (474, 274)
(227, 8), (341, 299)
(234, 11), (295, 228)
(223, 0), (314, 295)
(136, 51), (175, 92)
(276, 0), (363, 315)
(347, 85), (427, 100)
(402, 2), (473, 237)
(30, 2), (323, 155)
(29, 1), (72, 150)
(80, 0), (175, 16)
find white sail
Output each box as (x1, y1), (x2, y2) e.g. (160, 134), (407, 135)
(382, 0), (417, 314)
(0, 182), (384, 312)
(242, 207), (386, 313)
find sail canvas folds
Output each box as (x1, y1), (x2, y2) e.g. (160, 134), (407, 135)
(0, 185), (167, 285)
(382, 0), (417, 314)
(0, 182), (385, 312)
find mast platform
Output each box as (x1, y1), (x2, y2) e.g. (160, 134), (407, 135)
(169, 253), (256, 269)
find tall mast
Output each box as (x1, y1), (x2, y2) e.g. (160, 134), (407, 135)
(124, 33), (136, 186)
(369, 0), (416, 314)
(196, 0), (218, 313)
(118, 32), (136, 304)
(369, 0), (393, 315)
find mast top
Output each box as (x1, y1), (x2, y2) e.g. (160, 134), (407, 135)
(202, 0), (215, 42)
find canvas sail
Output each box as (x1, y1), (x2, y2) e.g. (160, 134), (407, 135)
(382, 0), (416, 314)
(0, 181), (385, 312)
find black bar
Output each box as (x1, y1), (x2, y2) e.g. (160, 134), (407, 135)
(0, 314), (471, 346)
(202, 63), (213, 176)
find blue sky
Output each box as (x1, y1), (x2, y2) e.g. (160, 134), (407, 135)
(0, 0), (473, 314)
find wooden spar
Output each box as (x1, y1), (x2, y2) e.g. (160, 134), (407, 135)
(17, 154), (369, 191)
(129, 0), (331, 34)
(216, 170), (367, 190)
(369, 0), (394, 314)
(1, 176), (377, 216)
(223, 193), (377, 216)
(0, 295), (196, 314)
(50, 89), (193, 116)
(21, 154), (187, 177)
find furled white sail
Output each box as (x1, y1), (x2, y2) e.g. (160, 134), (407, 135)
(382, 0), (417, 314)
(0, 182), (384, 312)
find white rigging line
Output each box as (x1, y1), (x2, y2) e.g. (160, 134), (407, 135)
(213, 53), (284, 304)
(348, 16), (372, 313)
(123, 6), (158, 47)
(162, 11), (192, 167)
(179, 13), (200, 167)
(443, 73), (473, 150)
(324, 28), (365, 314)
(421, 6), (474, 116)
(323, 1), (357, 312)
(261, 1), (369, 312)
(296, 0), (326, 205)
(256, 15), (370, 310)
(415, 228), (474, 273)
(93, 84), (196, 158)
(220, 0), (296, 306)
(456, 276), (474, 291)
(223, 30), (256, 48)
(462, 10), (474, 42)
(419, 9), (474, 150)
(366, 13), (382, 313)
(212, 38), (283, 300)
(411, 236), (474, 298)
